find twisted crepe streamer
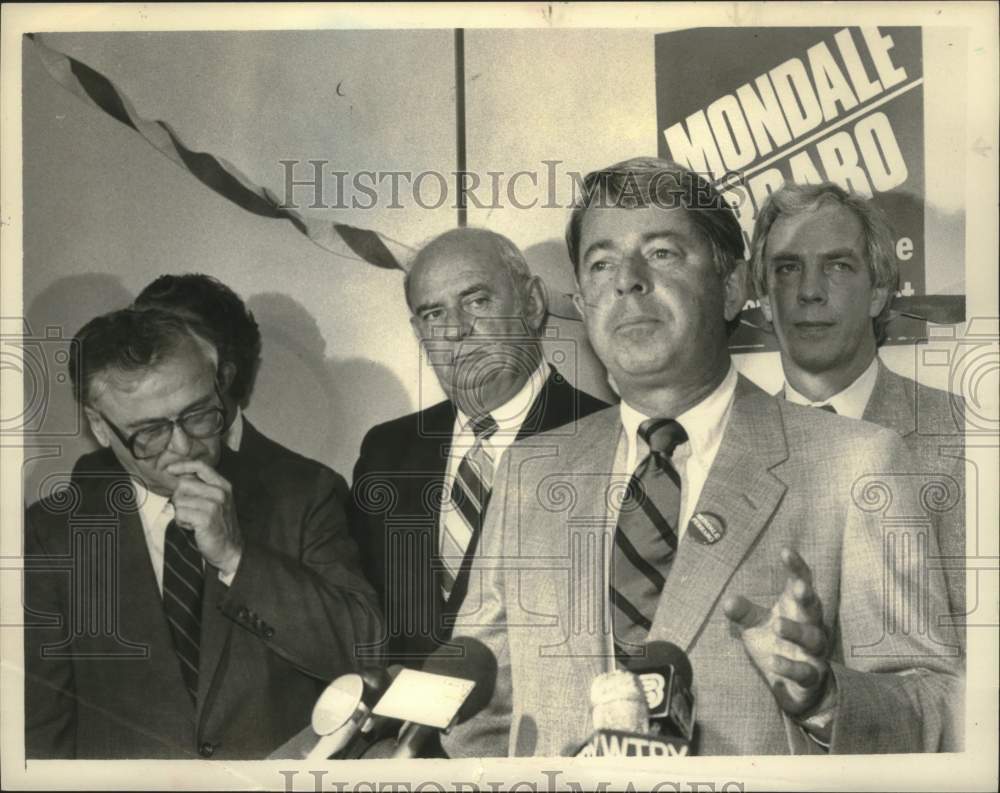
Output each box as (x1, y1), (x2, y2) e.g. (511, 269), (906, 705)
(27, 33), (414, 272)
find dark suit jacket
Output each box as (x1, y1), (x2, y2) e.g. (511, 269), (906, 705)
(349, 366), (608, 665)
(24, 434), (382, 759)
(862, 359), (966, 641)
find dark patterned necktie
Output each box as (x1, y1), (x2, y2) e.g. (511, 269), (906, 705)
(162, 519), (204, 703)
(440, 414), (498, 599)
(611, 418), (688, 659)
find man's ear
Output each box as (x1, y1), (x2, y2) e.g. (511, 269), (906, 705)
(869, 285), (891, 318)
(523, 275), (548, 333)
(723, 259), (749, 323)
(571, 291), (587, 321)
(218, 361), (237, 393)
(83, 406), (111, 448)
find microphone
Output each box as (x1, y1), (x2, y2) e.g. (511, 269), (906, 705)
(359, 637), (498, 759)
(575, 644), (695, 757)
(267, 665), (400, 760)
(590, 669), (650, 733)
(625, 641), (695, 742)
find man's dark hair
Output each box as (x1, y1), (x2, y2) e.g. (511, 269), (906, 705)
(135, 274), (261, 407)
(565, 157), (746, 279)
(70, 306), (217, 406)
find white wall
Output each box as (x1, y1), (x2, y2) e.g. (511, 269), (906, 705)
(20, 26), (976, 500)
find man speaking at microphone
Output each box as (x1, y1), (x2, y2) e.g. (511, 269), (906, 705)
(24, 307), (382, 758)
(444, 158), (962, 757)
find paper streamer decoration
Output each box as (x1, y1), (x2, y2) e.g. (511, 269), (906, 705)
(27, 33), (414, 272)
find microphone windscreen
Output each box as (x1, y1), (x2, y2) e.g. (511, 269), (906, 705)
(311, 673), (365, 735)
(589, 670), (649, 733)
(421, 636), (498, 723)
(631, 641), (694, 689)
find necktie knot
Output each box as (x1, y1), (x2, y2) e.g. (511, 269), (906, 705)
(638, 418), (687, 460)
(818, 403), (837, 414)
(469, 414), (498, 441)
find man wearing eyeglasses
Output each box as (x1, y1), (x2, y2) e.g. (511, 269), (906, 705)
(23, 307), (382, 759)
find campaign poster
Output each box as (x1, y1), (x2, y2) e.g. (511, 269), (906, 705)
(656, 27), (927, 351)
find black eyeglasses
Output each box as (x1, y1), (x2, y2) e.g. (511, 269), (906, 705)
(99, 385), (228, 460)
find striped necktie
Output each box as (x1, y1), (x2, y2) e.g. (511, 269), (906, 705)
(440, 414), (498, 600)
(611, 418), (688, 659)
(162, 512), (204, 704)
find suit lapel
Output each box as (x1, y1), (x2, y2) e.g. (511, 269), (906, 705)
(115, 484), (195, 701)
(556, 407), (626, 681)
(410, 402), (456, 619)
(516, 366), (560, 440)
(74, 456), (195, 719)
(861, 359), (915, 438)
(650, 378), (789, 652)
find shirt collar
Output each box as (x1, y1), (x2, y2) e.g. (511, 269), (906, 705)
(131, 476), (172, 530)
(784, 356), (879, 419)
(619, 363), (738, 466)
(225, 408), (243, 452)
(455, 359), (550, 438)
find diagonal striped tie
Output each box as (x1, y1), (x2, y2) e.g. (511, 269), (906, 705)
(611, 418), (688, 660)
(163, 518), (204, 703)
(440, 414), (498, 600)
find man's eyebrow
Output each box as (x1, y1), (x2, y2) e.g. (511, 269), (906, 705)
(768, 251), (803, 262)
(819, 248), (861, 260)
(457, 283), (491, 299)
(126, 393), (215, 431)
(412, 299), (442, 316)
(581, 239), (615, 260)
(414, 283), (492, 316)
(582, 232), (684, 261)
(640, 231), (684, 244)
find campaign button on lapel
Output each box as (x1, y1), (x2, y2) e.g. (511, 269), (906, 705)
(688, 512), (726, 545)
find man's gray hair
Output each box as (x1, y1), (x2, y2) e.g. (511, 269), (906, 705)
(70, 306), (219, 406)
(749, 182), (899, 346)
(404, 227), (535, 310)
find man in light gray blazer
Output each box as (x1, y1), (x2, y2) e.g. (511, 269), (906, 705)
(443, 158), (962, 757)
(749, 182), (965, 643)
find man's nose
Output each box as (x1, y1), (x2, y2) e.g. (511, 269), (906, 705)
(614, 254), (651, 297)
(797, 263), (828, 303)
(165, 421), (193, 456)
(441, 308), (475, 340)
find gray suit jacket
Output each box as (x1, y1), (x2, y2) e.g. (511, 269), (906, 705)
(444, 376), (962, 756)
(862, 359), (966, 640)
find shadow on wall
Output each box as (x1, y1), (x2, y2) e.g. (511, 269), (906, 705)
(246, 292), (412, 484)
(21, 274), (135, 505)
(522, 239), (616, 405)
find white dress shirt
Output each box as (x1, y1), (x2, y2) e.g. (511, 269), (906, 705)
(784, 356), (879, 419)
(616, 363), (738, 537)
(440, 360), (549, 552)
(133, 480), (176, 594)
(132, 455), (236, 592)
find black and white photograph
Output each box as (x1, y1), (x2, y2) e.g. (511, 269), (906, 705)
(1, 3), (997, 790)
